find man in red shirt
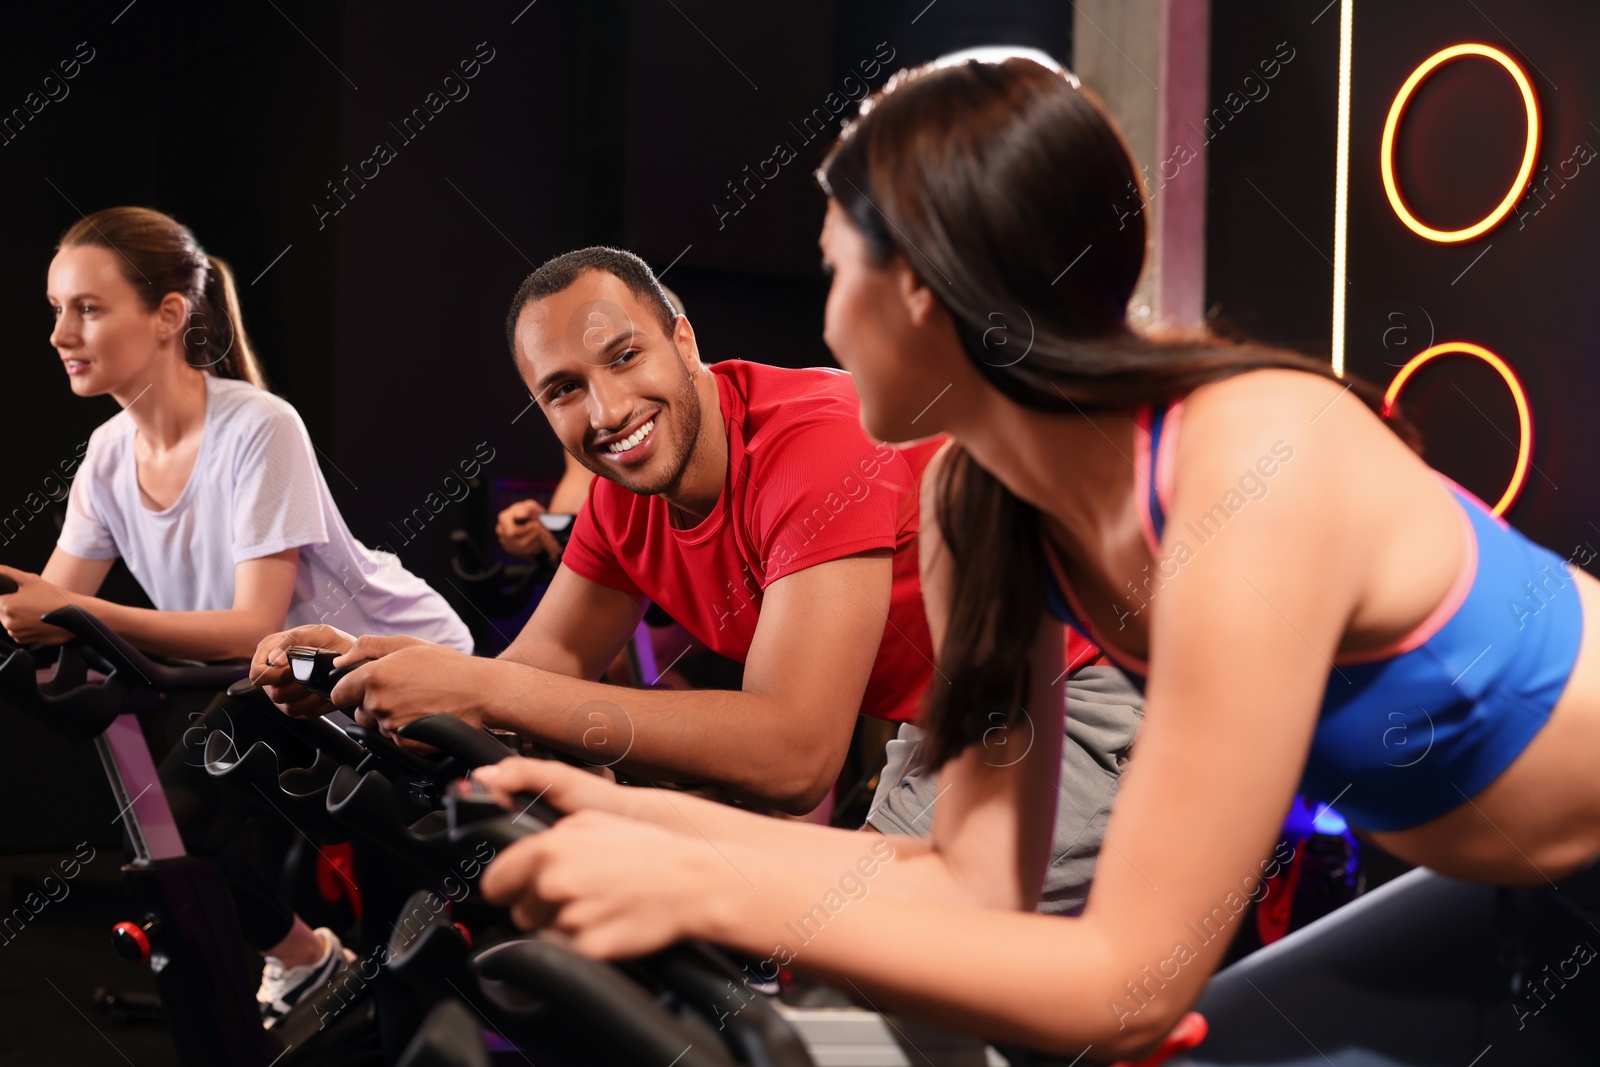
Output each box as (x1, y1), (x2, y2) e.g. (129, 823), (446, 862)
(253, 247), (1141, 912)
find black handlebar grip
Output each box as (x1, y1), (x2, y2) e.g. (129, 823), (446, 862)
(538, 512), (576, 547)
(287, 647), (371, 699)
(398, 713), (516, 769)
(41, 606), (246, 694)
(449, 777), (563, 834)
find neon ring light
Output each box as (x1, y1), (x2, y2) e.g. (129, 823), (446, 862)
(1381, 341), (1531, 515)
(1380, 43), (1540, 243)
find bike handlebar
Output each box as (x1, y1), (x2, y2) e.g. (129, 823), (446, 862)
(41, 607), (249, 694)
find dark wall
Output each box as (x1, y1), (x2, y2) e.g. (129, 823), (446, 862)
(325, 2), (594, 583)
(1341, 1), (1600, 552)
(0, 1), (341, 591)
(1205, 0), (1341, 353)
(0, 0), (343, 852)
(0, 0), (1074, 590)
(1209, 0), (1600, 555)
(324, 0), (1072, 592)
(0, 0), (1073, 849)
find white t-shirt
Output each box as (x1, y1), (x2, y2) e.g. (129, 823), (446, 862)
(59, 374), (474, 653)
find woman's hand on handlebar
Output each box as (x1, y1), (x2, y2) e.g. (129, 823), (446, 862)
(480, 806), (724, 958)
(250, 624), (356, 717)
(0, 565), (75, 646)
(495, 499), (564, 562)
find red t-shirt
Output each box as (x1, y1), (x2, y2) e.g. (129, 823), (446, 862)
(561, 360), (939, 722)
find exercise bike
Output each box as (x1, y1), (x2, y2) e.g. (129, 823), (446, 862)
(265, 647), (1208, 1067)
(0, 587), (384, 1065)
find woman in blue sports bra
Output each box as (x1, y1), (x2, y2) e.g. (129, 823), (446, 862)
(460, 56), (1600, 1062)
(1042, 399), (1584, 839)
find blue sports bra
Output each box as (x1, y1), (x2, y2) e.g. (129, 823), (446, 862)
(1042, 401), (1584, 832)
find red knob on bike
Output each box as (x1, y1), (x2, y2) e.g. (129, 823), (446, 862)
(452, 922), (472, 949)
(111, 920), (154, 965)
(1111, 1012), (1208, 1067)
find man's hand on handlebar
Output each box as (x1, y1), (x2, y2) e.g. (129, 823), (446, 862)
(329, 639), (486, 740)
(251, 624), (443, 720)
(495, 499), (565, 563)
(250, 624), (359, 717)
(0, 565), (75, 646)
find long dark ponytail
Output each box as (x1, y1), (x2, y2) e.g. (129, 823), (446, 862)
(819, 57), (1412, 768)
(60, 207), (268, 389)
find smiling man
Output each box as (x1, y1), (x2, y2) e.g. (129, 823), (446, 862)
(253, 245), (1144, 915)
(257, 246), (939, 815)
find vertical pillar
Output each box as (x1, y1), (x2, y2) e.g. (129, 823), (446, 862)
(1074, 0), (1211, 327)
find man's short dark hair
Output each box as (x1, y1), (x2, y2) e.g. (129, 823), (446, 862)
(505, 246), (679, 355)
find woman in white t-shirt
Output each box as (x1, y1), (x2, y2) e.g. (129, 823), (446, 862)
(0, 205), (471, 1027)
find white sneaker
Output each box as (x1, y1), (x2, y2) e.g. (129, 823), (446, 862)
(257, 927), (353, 1029)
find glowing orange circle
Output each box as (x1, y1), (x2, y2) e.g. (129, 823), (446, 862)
(1381, 341), (1531, 515)
(1380, 43), (1540, 243)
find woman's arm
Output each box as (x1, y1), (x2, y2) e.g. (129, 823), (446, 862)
(696, 384), (1360, 1053)
(916, 439), (1067, 910)
(483, 382), (1366, 1058)
(476, 439), (1069, 910)
(40, 546), (116, 596)
(7, 548), (298, 660)
(0, 550), (115, 644)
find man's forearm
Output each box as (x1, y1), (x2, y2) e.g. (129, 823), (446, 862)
(481, 664), (843, 812)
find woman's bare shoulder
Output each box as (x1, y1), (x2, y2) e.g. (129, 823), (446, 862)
(1183, 367), (1352, 427)
(1176, 367), (1399, 480)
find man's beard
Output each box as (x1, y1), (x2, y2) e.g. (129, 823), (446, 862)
(579, 368), (702, 498)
